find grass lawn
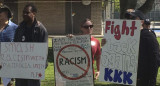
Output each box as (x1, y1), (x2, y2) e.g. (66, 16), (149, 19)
(43, 37), (160, 86)
(43, 63), (160, 86)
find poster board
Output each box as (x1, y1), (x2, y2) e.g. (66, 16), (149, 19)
(0, 42), (48, 79)
(53, 35), (94, 86)
(99, 19), (141, 85)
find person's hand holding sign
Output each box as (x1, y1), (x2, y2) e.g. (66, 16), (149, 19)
(95, 71), (100, 80)
(101, 38), (107, 47)
(67, 34), (74, 38)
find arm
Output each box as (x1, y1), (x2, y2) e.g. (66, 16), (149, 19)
(95, 54), (101, 80)
(39, 23), (48, 69)
(40, 27), (48, 42)
(101, 38), (106, 47)
(38, 22), (48, 42)
(94, 39), (101, 80)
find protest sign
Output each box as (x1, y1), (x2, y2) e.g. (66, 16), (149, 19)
(53, 35), (94, 86)
(99, 19), (141, 85)
(0, 42), (48, 79)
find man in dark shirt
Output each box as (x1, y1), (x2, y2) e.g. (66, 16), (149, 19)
(125, 9), (160, 86)
(14, 3), (48, 86)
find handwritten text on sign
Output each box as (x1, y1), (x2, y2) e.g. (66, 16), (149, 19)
(99, 19), (141, 85)
(0, 42), (48, 79)
(53, 35), (94, 86)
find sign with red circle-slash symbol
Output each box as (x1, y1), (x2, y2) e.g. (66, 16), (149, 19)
(56, 44), (90, 80)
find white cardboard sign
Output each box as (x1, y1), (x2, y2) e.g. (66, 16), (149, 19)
(99, 19), (141, 85)
(0, 42), (48, 79)
(53, 35), (94, 86)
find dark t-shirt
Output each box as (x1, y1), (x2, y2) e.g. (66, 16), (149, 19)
(23, 26), (33, 42)
(137, 28), (160, 86)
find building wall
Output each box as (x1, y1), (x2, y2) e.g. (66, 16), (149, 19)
(18, 0), (65, 35)
(17, 0), (102, 35)
(65, 2), (91, 35)
(91, 1), (102, 35)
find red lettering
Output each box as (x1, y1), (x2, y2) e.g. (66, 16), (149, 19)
(105, 21), (111, 33)
(130, 21), (137, 36)
(111, 21), (114, 34)
(30, 44), (34, 52)
(4, 44), (9, 53)
(25, 44), (28, 52)
(31, 72), (35, 78)
(122, 21), (129, 35)
(114, 25), (121, 40)
(105, 20), (137, 40)
(33, 64), (45, 69)
(16, 43), (23, 52)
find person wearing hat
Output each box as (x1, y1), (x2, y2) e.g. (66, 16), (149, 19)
(125, 9), (160, 86)
(0, 4), (18, 86)
(143, 18), (157, 37)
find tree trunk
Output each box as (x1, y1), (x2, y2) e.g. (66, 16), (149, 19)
(138, 0), (155, 14)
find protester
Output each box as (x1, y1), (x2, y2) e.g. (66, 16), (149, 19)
(14, 3), (48, 86)
(101, 9), (160, 86)
(143, 18), (156, 37)
(81, 18), (101, 80)
(125, 9), (160, 86)
(68, 18), (101, 80)
(0, 4), (18, 86)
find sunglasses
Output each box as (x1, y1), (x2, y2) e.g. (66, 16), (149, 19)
(82, 25), (94, 29)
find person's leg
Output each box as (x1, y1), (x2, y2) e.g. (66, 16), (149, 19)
(7, 82), (13, 86)
(0, 78), (2, 84)
(2, 78), (11, 86)
(7, 78), (15, 86)
(28, 79), (40, 86)
(137, 78), (150, 86)
(148, 67), (159, 86)
(15, 79), (28, 86)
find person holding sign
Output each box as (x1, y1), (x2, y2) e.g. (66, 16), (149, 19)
(101, 9), (160, 86)
(80, 18), (101, 80)
(0, 4), (18, 86)
(68, 18), (101, 80)
(125, 9), (160, 86)
(14, 3), (48, 86)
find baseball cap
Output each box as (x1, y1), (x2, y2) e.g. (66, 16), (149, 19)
(0, 4), (12, 18)
(125, 9), (145, 20)
(144, 18), (151, 25)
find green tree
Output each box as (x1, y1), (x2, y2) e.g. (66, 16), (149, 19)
(115, 0), (120, 12)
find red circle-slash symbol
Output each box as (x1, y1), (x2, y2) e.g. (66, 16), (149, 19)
(56, 44), (90, 80)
